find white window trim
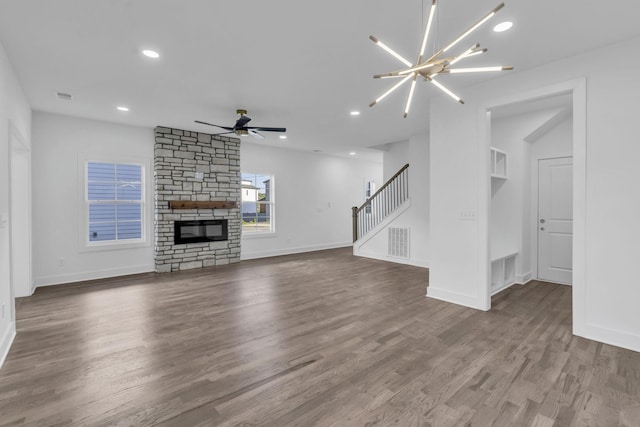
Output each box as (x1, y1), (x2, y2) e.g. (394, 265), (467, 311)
(241, 172), (276, 238)
(78, 153), (152, 252)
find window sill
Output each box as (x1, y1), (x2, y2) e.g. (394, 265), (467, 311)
(241, 232), (277, 240)
(80, 239), (150, 253)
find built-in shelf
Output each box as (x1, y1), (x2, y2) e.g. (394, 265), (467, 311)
(491, 252), (517, 295)
(168, 200), (237, 210)
(490, 147), (507, 179)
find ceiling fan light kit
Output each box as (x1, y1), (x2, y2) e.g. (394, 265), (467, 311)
(195, 109), (286, 140)
(369, 0), (513, 117)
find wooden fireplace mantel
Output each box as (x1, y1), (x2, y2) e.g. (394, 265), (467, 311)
(168, 200), (237, 210)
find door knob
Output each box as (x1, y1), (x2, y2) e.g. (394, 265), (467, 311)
(539, 219), (545, 224)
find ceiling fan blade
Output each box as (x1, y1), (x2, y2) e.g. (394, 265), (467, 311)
(247, 127), (287, 132)
(248, 129), (265, 139)
(194, 120), (233, 131)
(235, 115), (252, 128)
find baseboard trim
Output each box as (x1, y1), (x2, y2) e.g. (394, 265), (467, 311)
(353, 251), (429, 269)
(491, 281), (516, 296)
(578, 322), (640, 353)
(516, 272), (532, 285)
(0, 322), (16, 369)
(34, 264), (155, 288)
(241, 242), (352, 260)
(426, 285), (489, 311)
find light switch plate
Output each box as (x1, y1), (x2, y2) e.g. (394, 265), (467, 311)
(459, 210), (477, 221)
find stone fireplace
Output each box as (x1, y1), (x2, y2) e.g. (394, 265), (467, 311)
(154, 126), (241, 272)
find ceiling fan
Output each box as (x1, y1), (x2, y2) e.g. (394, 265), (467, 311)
(195, 109), (286, 139)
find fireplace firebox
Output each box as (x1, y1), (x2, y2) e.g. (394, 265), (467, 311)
(174, 219), (228, 245)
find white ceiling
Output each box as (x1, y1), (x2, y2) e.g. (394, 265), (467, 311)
(1, 0), (639, 160)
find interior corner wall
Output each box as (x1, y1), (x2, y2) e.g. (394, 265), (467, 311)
(0, 40), (31, 366)
(355, 134), (430, 268)
(240, 142), (382, 259)
(31, 112), (155, 286)
(429, 34), (640, 352)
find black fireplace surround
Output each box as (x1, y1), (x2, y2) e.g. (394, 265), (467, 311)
(174, 219), (228, 245)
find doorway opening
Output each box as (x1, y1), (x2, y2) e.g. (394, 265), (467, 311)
(481, 78), (587, 336)
(488, 92), (574, 294)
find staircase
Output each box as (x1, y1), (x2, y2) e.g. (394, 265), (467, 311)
(352, 163), (409, 242)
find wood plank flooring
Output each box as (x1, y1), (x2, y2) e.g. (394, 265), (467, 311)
(1, 247), (639, 426)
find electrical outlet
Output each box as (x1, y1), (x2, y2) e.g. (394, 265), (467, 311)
(57, 258), (64, 267)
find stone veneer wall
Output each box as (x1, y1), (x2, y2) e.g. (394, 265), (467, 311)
(154, 126), (241, 272)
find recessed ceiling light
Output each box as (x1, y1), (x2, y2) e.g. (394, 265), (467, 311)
(349, 152), (356, 156)
(142, 49), (160, 58)
(279, 135), (287, 139)
(117, 106), (129, 112)
(493, 21), (513, 32)
(350, 111), (361, 116)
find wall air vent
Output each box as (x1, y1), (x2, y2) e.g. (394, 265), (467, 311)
(56, 92), (72, 100)
(388, 227), (409, 258)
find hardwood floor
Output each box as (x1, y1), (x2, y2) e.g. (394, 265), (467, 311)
(1, 248), (639, 426)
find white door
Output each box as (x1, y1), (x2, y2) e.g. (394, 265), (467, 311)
(538, 157), (573, 284)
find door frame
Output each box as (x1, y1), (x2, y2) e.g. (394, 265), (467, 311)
(479, 77), (587, 337)
(532, 154), (573, 284)
(9, 122), (33, 300)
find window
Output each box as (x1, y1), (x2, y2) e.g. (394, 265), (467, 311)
(241, 173), (274, 234)
(86, 162), (144, 244)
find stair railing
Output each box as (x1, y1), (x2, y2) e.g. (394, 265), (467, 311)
(352, 163), (409, 242)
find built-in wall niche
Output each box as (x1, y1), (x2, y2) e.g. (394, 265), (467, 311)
(490, 147), (507, 179)
(491, 252), (516, 295)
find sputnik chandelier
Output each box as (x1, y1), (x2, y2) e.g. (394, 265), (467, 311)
(369, 1), (513, 117)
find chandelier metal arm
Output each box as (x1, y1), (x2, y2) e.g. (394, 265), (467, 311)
(443, 66), (514, 74)
(441, 2), (504, 54)
(419, 2), (504, 69)
(417, 0), (437, 63)
(369, 74), (414, 107)
(404, 75), (419, 118)
(369, 35), (413, 67)
(429, 77), (464, 104)
(448, 43), (482, 67)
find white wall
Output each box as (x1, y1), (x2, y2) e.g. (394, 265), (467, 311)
(429, 35), (640, 352)
(354, 134), (430, 268)
(383, 140), (409, 181)
(0, 40), (31, 366)
(240, 142), (382, 259)
(32, 112), (155, 286)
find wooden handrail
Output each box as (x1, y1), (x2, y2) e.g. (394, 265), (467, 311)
(352, 163), (409, 242)
(354, 163), (409, 214)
